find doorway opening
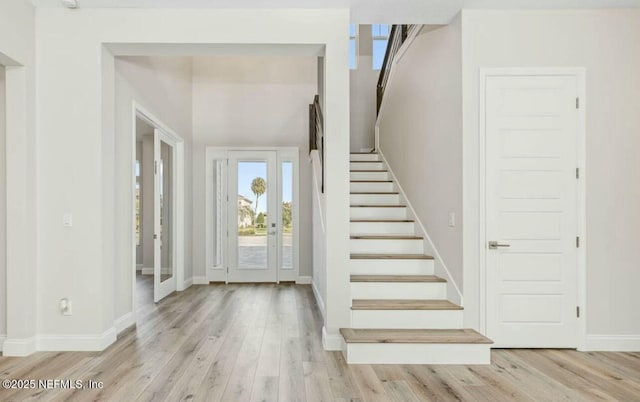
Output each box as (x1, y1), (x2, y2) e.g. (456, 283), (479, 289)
(133, 105), (184, 306)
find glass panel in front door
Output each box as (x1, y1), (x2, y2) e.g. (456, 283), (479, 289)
(236, 161), (268, 269)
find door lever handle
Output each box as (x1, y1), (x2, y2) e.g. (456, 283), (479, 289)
(488, 241), (510, 249)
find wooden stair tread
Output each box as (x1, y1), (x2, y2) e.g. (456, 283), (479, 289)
(350, 170), (388, 172)
(350, 204), (405, 208)
(350, 219), (414, 223)
(350, 152), (378, 155)
(351, 275), (445, 283)
(340, 328), (492, 344)
(351, 160), (383, 163)
(350, 235), (423, 240)
(351, 299), (463, 310)
(350, 180), (393, 183)
(351, 254), (434, 260)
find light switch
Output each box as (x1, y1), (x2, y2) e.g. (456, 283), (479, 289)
(448, 212), (456, 228)
(63, 213), (73, 227)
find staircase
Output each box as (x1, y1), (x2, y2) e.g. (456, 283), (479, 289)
(341, 152), (492, 364)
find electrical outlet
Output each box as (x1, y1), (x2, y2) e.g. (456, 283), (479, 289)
(448, 212), (456, 227)
(60, 298), (73, 316)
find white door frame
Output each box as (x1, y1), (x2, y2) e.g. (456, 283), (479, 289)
(205, 146), (300, 284)
(478, 68), (587, 349)
(132, 102), (185, 307)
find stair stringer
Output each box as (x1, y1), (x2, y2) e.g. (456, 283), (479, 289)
(377, 150), (463, 307)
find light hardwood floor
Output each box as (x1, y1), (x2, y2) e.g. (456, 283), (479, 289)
(1, 276), (639, 401)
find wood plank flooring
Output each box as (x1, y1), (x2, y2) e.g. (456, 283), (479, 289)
(0, 276), (639, 401)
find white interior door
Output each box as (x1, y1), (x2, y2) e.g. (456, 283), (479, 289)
(485, 74), (579, 347)
(227, 150), (278, 282)
(154, 129), (177, 302)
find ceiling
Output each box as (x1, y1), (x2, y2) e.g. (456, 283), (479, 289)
(29, 0), (640, 23)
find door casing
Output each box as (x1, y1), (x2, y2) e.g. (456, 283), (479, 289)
(478, 68), (587, 349)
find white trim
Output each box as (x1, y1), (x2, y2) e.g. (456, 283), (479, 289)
(141, 267), (154, 275)
(36, 327), (117, 352)
(193, 276), (209, 285)
(296, 276), (311, 285)
(322, 326), (342, 351)
(114, 312), (135, 334)
(311, 279), (326, 321)
(2, 336), (37, 356)
(378, 150), (463, 305)
(582, 335), (640, 352)
(478, 68), (587, 348)
(183, 277), (193, 289)
(0, 335), (6, 352)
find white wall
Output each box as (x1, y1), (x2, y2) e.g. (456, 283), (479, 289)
(350, 25), (379, 151)
(461, 10), (640, 341)
(114, 56), (194, 321)
(0, 66), (6, 339)
(378, 17), (463, 290)
(0, 0), (37, 355)
(191, 55), (317, 278)
(34, 8), (349, 351)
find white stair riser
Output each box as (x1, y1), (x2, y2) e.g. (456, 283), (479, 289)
(351, 282), (447, 300)
(350, 154), (380, 162)
(350, 221), (415, 236)
(351, 310), (463, 329)
(350, 259), (435, 275)
(350, 182), (395, 192)
(350, 162), (385, 171)
(350, 207), (407, 220)
(350, 239), (423, 254)
(350, 171), (390, 181)
(342, 342), (491, 365)
(350, 193), (401, 205)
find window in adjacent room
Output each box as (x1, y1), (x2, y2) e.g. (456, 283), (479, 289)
(349, 24), (357, 69)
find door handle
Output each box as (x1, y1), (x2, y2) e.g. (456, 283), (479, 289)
(488, 241), (510, 249)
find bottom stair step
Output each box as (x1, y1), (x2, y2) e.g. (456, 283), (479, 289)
(340, 328), (492, 344)
(340, 328), (492, 365)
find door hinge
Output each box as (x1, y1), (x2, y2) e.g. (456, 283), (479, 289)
(576, 167), (580, 179)
(576, 236), (580, 248)
(576, 97), (580, 109)
(154, 161), (158, 175)
(576, 306), (580, 318)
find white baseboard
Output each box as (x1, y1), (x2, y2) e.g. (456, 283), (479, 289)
(37, 327), (117, 352)
(582, 335), (640, 351)
(296, 276), (312, 285)
(141, 267), (154, 275)
(193, 276), (209, 285)
(322, 326), (343, 351)
(136, 264), (143, 271)
(0, 335), (6, 352)
(311, 279), (326, 321)
(114, 312), (136, 334)
(182, 277), (194, 289)
(2, 336), (37, 356)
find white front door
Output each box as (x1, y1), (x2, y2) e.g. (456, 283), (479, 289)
(485, 74), (580, 347)
(153, 129), (177, 302)
(227, 150), (278, 282)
